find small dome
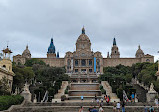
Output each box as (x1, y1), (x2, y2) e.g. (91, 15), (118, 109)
(136, 45), (144, 58)
(136, 45), (144, 54)
(22, 45), (31, 58)
(76, 27), (90, 43)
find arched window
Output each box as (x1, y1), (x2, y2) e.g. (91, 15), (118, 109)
(146, 59), (150, 62)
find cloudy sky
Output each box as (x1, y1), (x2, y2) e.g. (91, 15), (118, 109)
(0, 0), (159, 61)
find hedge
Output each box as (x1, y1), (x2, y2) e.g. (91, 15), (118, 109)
(0, 95), (24, 111)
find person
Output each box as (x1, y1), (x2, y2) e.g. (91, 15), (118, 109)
(95, 94), (97, 101)
(149, 106), (154, 112)
(155, 98), (158, 108)
(104, 96), (106, 102)
(81, 96), (84, 101)
(113, 101), (116, 112)
(88, 106), (93, 112)
(144, 105), (148, 112)
(79, 106), (84, 112)
(92, 98), (94, 103)
(121, 101), (125, 112)
(116, 102), (120, 112)
(92, 106), (98, 112)
(97, 98), (99, 105)
(99, 105), (104, 112)
(106, 96), (110, 104)
(131, 92), (135, 103)
(100, 98), (104, 106)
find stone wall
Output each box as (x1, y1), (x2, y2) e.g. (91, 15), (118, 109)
(37, 58), (65, 67)
(103, 58), (141, 67)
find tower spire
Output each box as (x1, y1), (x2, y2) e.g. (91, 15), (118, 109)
(82, 26), (85, 34)
(138, 44), (141, 49)
(113, 38), (116, 46)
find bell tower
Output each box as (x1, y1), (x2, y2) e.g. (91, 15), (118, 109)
(47, 38), (56, 58)
(0, 46), (13, 72)
(111, 38), (120, 58)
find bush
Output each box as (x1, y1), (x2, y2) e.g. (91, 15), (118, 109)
(65, 89), (68, 94)
(61, 95), (66, 101)
(0, 95), (24, 111)
(101, 89), (106, 94)
(99, 85), (103, 90)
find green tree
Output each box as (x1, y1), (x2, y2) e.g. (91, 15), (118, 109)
(0, 77), (10, 95)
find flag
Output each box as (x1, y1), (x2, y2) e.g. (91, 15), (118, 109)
(123, 90), (129, 102)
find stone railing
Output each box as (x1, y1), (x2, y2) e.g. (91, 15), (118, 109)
(132, 78), (149, 91)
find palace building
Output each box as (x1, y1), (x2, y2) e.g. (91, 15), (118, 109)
(13, 27), (154, 74)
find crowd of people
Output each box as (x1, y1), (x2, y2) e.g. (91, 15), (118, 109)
(78, 94), (158, 112)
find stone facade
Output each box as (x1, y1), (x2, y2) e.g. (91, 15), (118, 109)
(13, 27), (154, 74)
(13, 45), (31, 65)
(0, 46), (14, 92)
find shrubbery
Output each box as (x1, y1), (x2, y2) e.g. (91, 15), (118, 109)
(99, 85), (106, 94)
(0, 95), (24, 111)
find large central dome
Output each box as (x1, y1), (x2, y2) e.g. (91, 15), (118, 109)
(76, 27), (91, 51)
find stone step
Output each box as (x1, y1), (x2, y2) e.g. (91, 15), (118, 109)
(7, 105), (159, 112)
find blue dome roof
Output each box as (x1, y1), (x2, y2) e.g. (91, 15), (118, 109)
(47, 38), (55, 53)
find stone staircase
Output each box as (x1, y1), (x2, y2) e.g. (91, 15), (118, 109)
(132, 84), (147, 102)
(101, 81), (120, 102)
(54, 81), (68, 99)
(68, 83), (102, 100)
(5, 101), (159, 112)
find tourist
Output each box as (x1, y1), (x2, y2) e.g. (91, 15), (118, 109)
(81, 96), (84, 101)
(131, 92), (135, 103)
(144, 105), (148, 112)
(100, 98), (103, 106)
(97, 98), (99, 105)
(149, 106), (154, 112)
(99, 105), (104, 112)
(104, 96), (106, 101)
(92, 98), (94, 103)
(113, 101), (116, 112)
(88, 106), (93, 112)
(121, 101), (125, 112)
(106, 96), (110, 104)
(92, 106), (98, 112)
(95, 94), (97, 101)
(116, 102), (120, 112)
(155, 98), (158, 108)
(79, 106), (84, 112)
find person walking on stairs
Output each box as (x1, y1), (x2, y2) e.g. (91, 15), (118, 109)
(121, 101), (125, 112)
(116, 102), (120, 112)
(79, 106), (84, 112)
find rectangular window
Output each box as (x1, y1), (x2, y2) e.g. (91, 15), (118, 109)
(75, 69), (78, 73)
(75, 60), (78, 66)
(81, 59), (86, 66)
(81, 69), (86, 73)
(89, 59), (92, 66)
